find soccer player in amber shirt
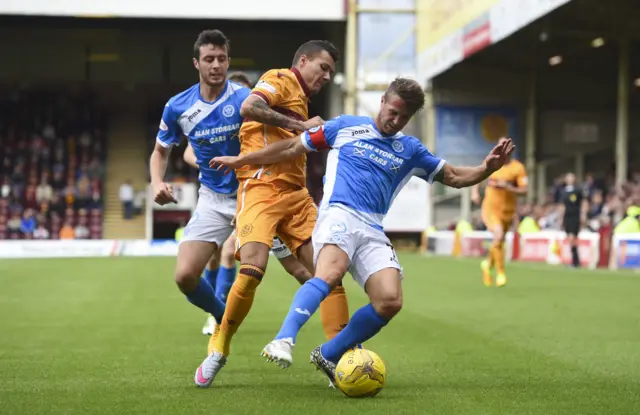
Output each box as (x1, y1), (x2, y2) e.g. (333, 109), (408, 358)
(472, 156), (528, 287)
(195, 40), (351, 388)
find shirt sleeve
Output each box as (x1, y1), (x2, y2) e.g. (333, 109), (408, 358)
(156, 101), (181, 148)
(300, 117), (341, 152)
(414, 142), (446, 183)
(250, 70), (289, 107)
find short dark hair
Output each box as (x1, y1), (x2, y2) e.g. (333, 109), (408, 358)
(385, 78), (425, 114)
(194, 30), (230, 60)
(228, 71), (252, 88)
(292, 40), (340, 66)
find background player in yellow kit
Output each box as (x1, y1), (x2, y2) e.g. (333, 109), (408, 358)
(472, 156), (528, 287)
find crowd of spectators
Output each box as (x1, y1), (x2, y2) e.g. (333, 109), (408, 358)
(0, 91), (107, 240)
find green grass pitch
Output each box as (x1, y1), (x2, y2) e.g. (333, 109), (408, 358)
(1, 254), (639, 414)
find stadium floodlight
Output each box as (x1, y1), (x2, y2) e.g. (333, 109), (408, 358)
(634, 78), (640, 88)
(591, 38), (605, 48)
(549, 55), (563, 66)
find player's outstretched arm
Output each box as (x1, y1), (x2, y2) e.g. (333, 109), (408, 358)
(183, 142), (198, 169)
(209, 136), (309, 174)
(434, 138), (515, 189)
(240, 95), (323, 132)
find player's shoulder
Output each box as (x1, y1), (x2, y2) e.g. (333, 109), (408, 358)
(260, 68), (294, 81)
(165, 83), (200, 112)
(227, 81), (251, 100)
(329, 115), (375, 132)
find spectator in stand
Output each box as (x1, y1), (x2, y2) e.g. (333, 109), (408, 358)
(7, 212), (21, 236)
(59, 220), (75, 240)
(0, 223), (7, 240)
(75, 216), (90, 240)
(20, 209), (37, 239)
(1, 175), (11, 199)
(33, 223), (50, 240)
(36, 175), (53, 204)
(119, 179), (134, 219)
(51, 170), (65, 191)
(64, 178), (77, 207)
(24, 176), (38, 210)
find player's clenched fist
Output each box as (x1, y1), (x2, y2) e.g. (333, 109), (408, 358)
(152, 181), (178, 205)
(302, 116), (325, 131)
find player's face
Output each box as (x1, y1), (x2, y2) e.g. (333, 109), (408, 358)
(193, 44), (229, 87)
(377, 93), (413, 136)
(299, 51), (335, 94)
(565, 173), (576, 185)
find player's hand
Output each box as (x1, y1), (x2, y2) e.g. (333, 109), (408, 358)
(209, 156), (244, 175)
(484, 138), (515, 173)
(302, 116), (325, 131)
(152, 182), (177, 205)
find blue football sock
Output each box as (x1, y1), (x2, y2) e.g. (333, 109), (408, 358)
(186, 277), (225, 323)
(215, 265), (236, 303)
(321, 303), (389, 363)
(204, 267), (218, 293)
(275, 278), (331, 342)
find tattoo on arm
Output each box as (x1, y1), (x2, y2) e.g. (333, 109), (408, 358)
(248, 100), (304, 131)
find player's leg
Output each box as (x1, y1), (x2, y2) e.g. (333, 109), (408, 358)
(317, 267), (401, 363)
(175, 241), (225, 323)
(493, 218), (510, 287)
(481, 211), (504, 287)
(262, 244), (350, 368)
(272, 236), (312, 284)
(311, 235), (401, 385)
(216, 233), (237, 302)
(282, 192), (351, 341)
(195, 180), (280, 388)
(261, 206), (355, 367)
(201, 250), (222, 336)
(565, 219), (580, 268)
(177, 189), (233, 325)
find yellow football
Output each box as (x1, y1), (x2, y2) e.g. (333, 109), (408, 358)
(334, 348), (386, 398)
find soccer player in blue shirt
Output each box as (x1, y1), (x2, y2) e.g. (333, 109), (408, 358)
(149, 30), (249, 334)
(210, 77), (514, 385)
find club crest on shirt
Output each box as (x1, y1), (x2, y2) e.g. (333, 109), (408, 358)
(391, 140), (404, 153)
(222, 105), (235, 118)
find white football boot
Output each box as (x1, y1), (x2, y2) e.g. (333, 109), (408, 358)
(261, 338), (295, 368)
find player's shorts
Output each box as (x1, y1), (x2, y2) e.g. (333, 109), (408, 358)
(235, 179), (316, 258)
(181, 185), (236, 247)
(313, 205), (402, 289)
(271, 236), (293, 259)
(563, 215), (580, 236)
(481, 209), (513, 234)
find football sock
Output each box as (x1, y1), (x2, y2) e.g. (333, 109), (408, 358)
(319, 283), (350, 340)
(487, 244), (497, 269)
(207, 324), (221, 355)
(321, 303), (389, 363)
(185, 277), (225, 323)
(213, 264), (264, 356)
(204, 267), (218, 292)
(495, 242), (505, 275)
(215, 265), (236, 303)
(571, 245), (580, 267)
(275, 278), (330, 342)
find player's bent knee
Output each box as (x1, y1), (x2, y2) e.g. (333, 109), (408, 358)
(239, 242), (270, 270)
(372, 294), (402, 320)
(174, 265), (201, 293)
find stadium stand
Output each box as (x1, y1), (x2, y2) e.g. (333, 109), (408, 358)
(0, 90), (107, 240)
